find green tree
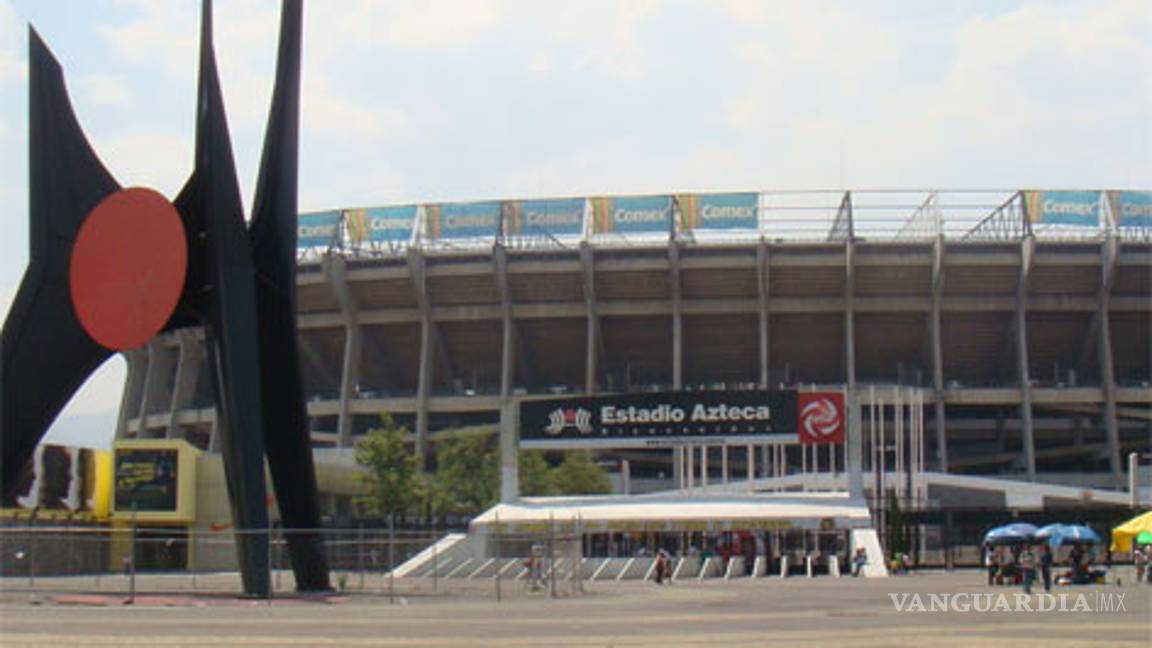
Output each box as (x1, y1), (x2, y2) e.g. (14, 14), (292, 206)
(434, 430), (499, 513)
(885, 490), (908, 558)
(414, 470), (454, 521)
(519, 450), (556, 496)
(552, 450), (612, 495)
(353, 414), (419, 519)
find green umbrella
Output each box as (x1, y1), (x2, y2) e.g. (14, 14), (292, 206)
(1136, 530), (1152, 545)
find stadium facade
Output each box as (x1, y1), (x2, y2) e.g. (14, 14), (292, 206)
(114, 189), (1151, 511)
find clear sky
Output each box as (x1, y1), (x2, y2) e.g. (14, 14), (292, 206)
(1, 0), (1149, 448)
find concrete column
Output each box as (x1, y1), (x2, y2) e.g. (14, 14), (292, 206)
(580, 243), (602, 394)
(930, 236), (948, 471)
(115, 348), (149, 439)
(700, 445), (708, 487)
(495, 246), (520, 502)
(845, 240), (863, 497)
(1016, 237), (1037, 479)
(670, 241), (682, 390)
(495, 246), (514, 400)
(138, 337), (175, 436)
(207, 415), (220, 453)
(746, 444), (755, 490)
(415, 316), (432, 464)
(325, 255), (362, 448)
(684, 447), (692, 490)
(166, 330), (203, 438)
(408, 250), (433, 465)
(721, 444), (729, 487)
(757, 239), (770, 388)
(499, 401), (519, 502)
(1097, 236), (1122, 486)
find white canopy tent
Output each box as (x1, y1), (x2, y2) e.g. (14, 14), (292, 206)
(470, 491), (872, 534)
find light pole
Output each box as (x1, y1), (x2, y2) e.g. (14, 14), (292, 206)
(128, 494), (138, 604)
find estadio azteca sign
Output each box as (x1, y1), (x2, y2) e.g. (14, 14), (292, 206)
(520, 390), (844, 448)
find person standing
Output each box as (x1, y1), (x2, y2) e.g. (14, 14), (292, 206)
(984, 543), (996, 586)
(852, 547), (867, 577)
(1068, 543), (1084, 584)
(1018, 544), (1037, 595)
(1132, 545), (1146, 584)
(1040, 544), (1053, 593)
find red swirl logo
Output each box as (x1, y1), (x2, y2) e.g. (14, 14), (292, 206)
(798, 393), (844, 444)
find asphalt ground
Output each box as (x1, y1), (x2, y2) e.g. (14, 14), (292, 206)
(0, 570), (1149, 647)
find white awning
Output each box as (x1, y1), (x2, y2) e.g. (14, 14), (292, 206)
(470, 491), (871, 533)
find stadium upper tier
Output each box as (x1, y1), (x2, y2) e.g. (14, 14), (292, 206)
(294, 190), (1150, 258)
(117, 209), (1151, 486)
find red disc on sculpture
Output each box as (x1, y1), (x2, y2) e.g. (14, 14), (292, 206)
(69, 187), (187, 350)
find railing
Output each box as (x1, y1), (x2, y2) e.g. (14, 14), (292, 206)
(299, 189), (1150, 261)
(0, 525), (585, 602)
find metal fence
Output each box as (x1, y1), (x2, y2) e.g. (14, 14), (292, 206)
(0, 524), (586, 602)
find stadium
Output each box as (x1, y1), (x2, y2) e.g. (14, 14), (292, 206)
(112, 188), (1149, 508)
(4, 186), (1150, 580)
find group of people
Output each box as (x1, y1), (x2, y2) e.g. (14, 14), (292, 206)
(983, 542), (1100, 593)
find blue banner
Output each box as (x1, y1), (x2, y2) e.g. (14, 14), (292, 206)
(344, 206), (416, 244)
(297, 211), (341, 248)
(592, 195), (672, 234)
(425, 201), (501, 239)
(505, 198), (585, 237)
(1025, 190), (1101, 227)
(681, 193), (758, 230)
(1115, 191), (1152, 228)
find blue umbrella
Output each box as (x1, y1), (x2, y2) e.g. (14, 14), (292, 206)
(984, 523), (1038, 545)
(1036, 524), (1101, 548)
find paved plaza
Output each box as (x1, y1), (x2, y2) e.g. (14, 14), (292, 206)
(0, 571), (1148, 646)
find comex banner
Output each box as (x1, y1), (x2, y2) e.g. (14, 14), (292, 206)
(520, 390), (820, 448)
(297, 211), (342, 248)
(345, 206), (417, 245)
(679, 193), (759, 230)
(503, 198), (585, 237)
(425, 201), (502, 239)
(590, 195), (673, 235)
(1113, 191), (1152, 228)
(1025, 190), (1101, 227)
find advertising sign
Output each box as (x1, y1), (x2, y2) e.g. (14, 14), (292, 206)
(503, 198), (585, 237)
(297, 210), (342, 248)
(520, 390), (799, 448)
(1114, 191), (1152, 228)
(1024, 190), (1101, 227)
(114, 448), (179, 512)
(679, 193), (759, 230)
(590, 195), (673, 234)
(1, 445), (100, 513)
(425, 201), (502, 239)
(796, 392), (845, 445)
(345, 205), (417, 244)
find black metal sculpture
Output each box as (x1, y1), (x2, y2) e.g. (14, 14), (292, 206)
(1, 0), (330, 596)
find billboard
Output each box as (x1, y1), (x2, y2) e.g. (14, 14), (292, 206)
(424, 201), (502, 239)
(520, 390), (799, 448)
(297, 210), (342, 248)
(1, 444), (108, 514)
(503, 198), (585, 237)
(114, 448), (179, 512)
(1113, 191), (1152, 228)
(679, 193), (759, 230)
(590, 195), (673, 234)
(345, 205), (417, 244)
(1025, 190), (1101, 227)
